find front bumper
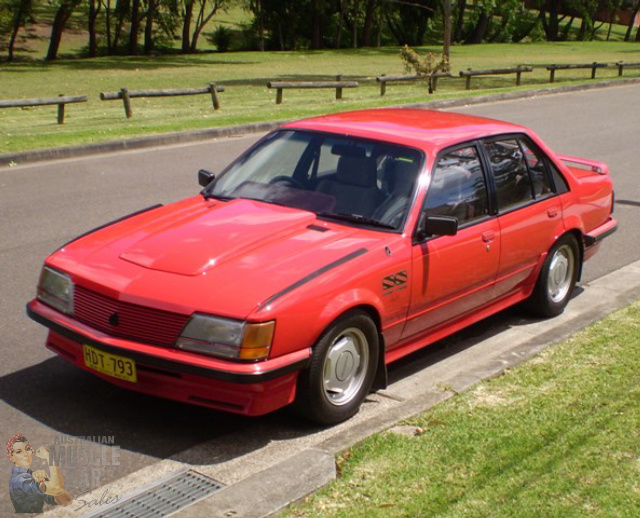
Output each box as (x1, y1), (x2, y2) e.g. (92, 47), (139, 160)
(27, 300), (310, 416)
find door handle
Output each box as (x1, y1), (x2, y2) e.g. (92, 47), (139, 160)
(547, 208), (559, 218)
(482, 231), (495, 243)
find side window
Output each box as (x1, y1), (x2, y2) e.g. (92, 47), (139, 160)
(484, 139), (533, 211)
(550, 162), (570, 194)
(519, 139), (552, 198)
(425, 146), (489, 225)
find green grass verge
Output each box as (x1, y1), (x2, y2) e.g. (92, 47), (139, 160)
(1, 42), (639, 154)
(285, 300), (640, 518)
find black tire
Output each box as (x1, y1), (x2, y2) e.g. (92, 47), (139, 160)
(527, 233), (580, 318)
(294, 310), (379, 426)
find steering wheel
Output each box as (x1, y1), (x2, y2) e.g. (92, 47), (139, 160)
(269, 175), (305, 189)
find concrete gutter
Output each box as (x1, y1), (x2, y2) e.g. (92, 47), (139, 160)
(3, 77), (640, 168)
(173, 259), (640, 518)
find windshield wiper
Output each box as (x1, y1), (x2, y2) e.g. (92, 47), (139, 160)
(316, 212), (396, 230)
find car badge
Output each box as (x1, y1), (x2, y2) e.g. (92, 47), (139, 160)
(109, 312), (120, 326)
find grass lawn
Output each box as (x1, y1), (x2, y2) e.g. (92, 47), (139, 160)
(285, 300), (640, 518)
(1, 42), (639, 154)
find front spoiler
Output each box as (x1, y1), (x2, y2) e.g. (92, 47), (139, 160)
(26, 300), (310, 385)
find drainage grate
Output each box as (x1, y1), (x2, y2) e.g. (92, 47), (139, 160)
(86, 470), (225, 518)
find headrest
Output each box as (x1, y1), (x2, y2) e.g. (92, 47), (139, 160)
(336, 156), (378, 188)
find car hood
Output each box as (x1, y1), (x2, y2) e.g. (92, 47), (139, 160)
(51, 196), (385, 319)
(118, 199), (321, 276)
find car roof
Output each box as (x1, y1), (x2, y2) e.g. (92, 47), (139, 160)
(282, 109), (528, 155)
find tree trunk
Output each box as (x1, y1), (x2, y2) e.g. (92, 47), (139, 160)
(625, 2), (640, 41)
(336, 0), (344, 49)
(110, 0), (126, 54)
(88, 0), (102, 57)
(453, 0), (466, 42)
(190, 0), (222, 52)
(105, 0), (112, 52)
(8, 5), (25, 61)
(540, 0), (563, 41)
(442, 0), (451, 62)
(560, 15), (574, 40)
(46, 2), (75, 61)
(464, 10), (489, 44)
(362, 0), (376, 47)
(129, 0), (141, 54)
(311, 0), (323, 49)
(182, 1), (193, 53)
(144, 0), (156, 54)
(352, 0), (360, 48)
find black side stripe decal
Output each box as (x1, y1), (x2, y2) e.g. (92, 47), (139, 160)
(56, 204), (163, 251)
(257, 248), (368, 312)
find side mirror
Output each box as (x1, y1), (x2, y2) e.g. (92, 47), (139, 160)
(416, 214), (458, 241)
(198, 169), (215, 188)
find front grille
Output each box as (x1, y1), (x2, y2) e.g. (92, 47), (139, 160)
(74, 285), (190, 347)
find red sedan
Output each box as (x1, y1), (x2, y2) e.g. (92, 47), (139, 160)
(27, 109), (616, 424)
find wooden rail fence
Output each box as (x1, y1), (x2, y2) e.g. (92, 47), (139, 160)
(267, 75), (358, 104)
(376, 72), (453, 96)
(614, 61), (640, 76)
(0, 95), (88, 124)
(546, 62), (608, 82)
(459, 66), (533, 90)
(100, 82), (225, 118)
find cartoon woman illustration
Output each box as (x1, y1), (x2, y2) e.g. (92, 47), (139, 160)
(7, 434), (72, 513)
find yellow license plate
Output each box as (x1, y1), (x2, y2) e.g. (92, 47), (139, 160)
(83, 345), (137, 383)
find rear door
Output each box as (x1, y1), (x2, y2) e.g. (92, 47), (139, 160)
(481, 135), (565, 298)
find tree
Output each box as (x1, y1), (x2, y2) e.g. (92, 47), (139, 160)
(385, 0), (437, 46)
(538, 0), (565, 41)
(3, 0), (32, 61)
(46, 0), (82, 60)
(181, 0), (225, 52)
(87, 0), (103, 57)
(626, 0), (640, 41)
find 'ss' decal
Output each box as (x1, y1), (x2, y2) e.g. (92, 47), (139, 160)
(382, 270), (408, 291)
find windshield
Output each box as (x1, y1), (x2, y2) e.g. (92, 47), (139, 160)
(207, 130), (424, 230)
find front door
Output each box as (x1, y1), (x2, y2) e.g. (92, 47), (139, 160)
(403, 144), (500, 341)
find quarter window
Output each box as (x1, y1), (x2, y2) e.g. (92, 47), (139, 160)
(520, 140), (552, 198)
(484, 139), (533, 211)
(425, 146), (489, 225)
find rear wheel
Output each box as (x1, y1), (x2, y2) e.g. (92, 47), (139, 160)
(294, 310), (378, 425)
(528, 234), (580, 318)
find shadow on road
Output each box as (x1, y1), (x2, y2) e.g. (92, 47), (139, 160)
(1, 295), (576, 478)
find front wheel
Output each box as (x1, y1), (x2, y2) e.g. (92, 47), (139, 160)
(527, 234), (580, 318)
(294, 310), (379, 425)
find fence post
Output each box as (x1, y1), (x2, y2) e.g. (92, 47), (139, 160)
(276, 87), (283, 105)
(57, 94), (65, 124)
(432, 75), (439, 92)
(516, 68), (522, 86)
(380, 75), (386, 96)
(465, 70), (472, 90)
(121, 88), (133, 118)
(549, 67), (556, 83)
(617, 62), (624, 76)
(591, 62), (597, 79)
(336, 75), (343, 100)
(210, 82), (220, 110)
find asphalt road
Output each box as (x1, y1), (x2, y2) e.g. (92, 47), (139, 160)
(0, 84), (638, 515)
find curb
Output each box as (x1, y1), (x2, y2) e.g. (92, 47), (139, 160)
(2, 77), (640, 168)
(171, 259), (640, 518)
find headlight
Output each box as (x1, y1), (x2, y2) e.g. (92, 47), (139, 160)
(176, 314), (275, 361)
(37, 266), (74, 315)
